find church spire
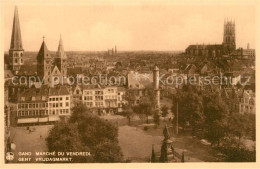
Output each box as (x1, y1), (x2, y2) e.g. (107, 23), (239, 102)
(56, 35), (66, 58)
(10, 6), (23, 50)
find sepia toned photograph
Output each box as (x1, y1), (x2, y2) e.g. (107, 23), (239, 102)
(2, 0), (257, 166)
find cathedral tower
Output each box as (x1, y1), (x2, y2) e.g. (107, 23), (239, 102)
(54, 35), (67, 77)
(222, 19), (236, 54)
(9, 6), (24, 72)
(37, 38), (53, 85)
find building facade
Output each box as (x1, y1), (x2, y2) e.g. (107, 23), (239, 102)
(239, 90), (255, 114)
(16, 86), (71, 125)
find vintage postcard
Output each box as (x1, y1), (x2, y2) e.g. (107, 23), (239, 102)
(1, 0), (259, 168)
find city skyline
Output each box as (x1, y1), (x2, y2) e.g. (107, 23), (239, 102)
(4, 4), (256, 51)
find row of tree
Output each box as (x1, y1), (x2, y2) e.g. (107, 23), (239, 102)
(171, 85), (255, 161)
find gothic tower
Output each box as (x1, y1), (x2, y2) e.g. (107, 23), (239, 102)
(222, 19), (236, 54)
(54, 35), (67, 77)
(37, 38), (53, 85)
(9, 6), (24, 72)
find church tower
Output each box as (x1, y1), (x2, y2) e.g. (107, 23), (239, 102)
(9, 6), (24, 72)
(54, 35), (67, 77)
(37, 38), (53, 85)
(222, 19), (236, 54)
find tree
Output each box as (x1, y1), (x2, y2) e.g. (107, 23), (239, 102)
(203, 92), (229, 146)
(226, 113), (255, 147)
(161, 105), (168, 120)
(171, 89), (204, 134)
(122, 104), (134, 125)
(46, 103), (123, 162)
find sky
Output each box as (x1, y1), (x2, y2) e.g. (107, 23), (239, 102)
(3, 2), (256, 51)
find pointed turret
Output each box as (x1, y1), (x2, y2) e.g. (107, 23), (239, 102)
(10, 6), (23, 50)
(9, 6), (24, 72)
(54, 35), (67, 77)
(56, 35), (67, 58)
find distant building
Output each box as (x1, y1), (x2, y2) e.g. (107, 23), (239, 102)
(239, 90), (255, 114)
(185, 20), (236, 57)
(230, 47), (255, 60)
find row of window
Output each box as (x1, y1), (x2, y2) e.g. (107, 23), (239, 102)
(18, 103), (48, 109)
(13, 53), (23, 57)
(49, 97), (69, 101)
(104, 96), (117, 99)
(81, 90), (121, 96)
(18, 102), (69, 109)
(14, 58), (23, 64)
(49, 102), (69, 108)
(82, 95), (119, 101)
(17, 109), (70, 117)
(82, 101), (119, 107)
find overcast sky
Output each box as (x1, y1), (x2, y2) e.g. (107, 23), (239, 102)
(3, 2), (256, 51)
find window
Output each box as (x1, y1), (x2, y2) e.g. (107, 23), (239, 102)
(95, 91), (103, 95)
(84, 96), (93, 101)
(66, 102), (69, 107)
(85, 91), (93, 95)
(56, 103), (59, 107)
(66, 97), (69, 100)
(95, 96), (103, 101)
(56, 98), (58, 101)
(60, 103), (62, 107)
(60, 97), (62, 101)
